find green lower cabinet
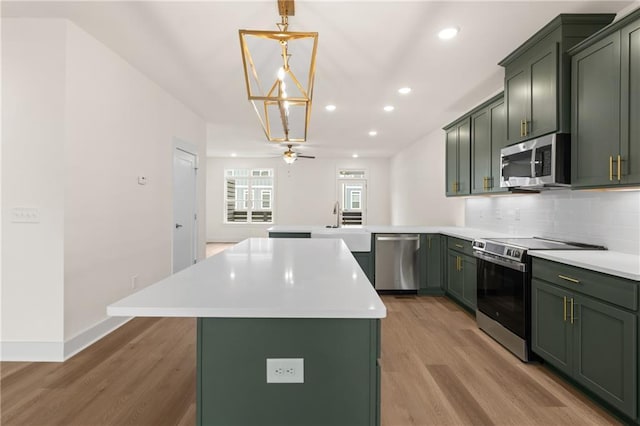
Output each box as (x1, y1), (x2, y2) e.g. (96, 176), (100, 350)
(353, 251), (373, 284)
(446, 249), (476, 311)
(447, 251), (463, 301)
(532, 278), (637, 419)
(573, 294), (637, 418)
(197, 317), (381, 426)
(418, 234), (444, 295)
(461, 255), (477, 310)
(532, 279), (573, 372)
(268, 232), (311, 238)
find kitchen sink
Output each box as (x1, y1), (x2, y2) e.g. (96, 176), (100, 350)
(311, 228), (371, 252)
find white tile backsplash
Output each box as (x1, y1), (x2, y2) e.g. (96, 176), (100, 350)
(465, 190), (640, 255)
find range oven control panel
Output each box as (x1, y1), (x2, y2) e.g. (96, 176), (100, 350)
(472, 239), (526, 262)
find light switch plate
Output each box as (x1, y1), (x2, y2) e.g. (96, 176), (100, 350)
(266, 358), (304, 383)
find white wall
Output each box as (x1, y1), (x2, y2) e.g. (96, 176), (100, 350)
(1, 19), (207, 361)
(206, 157), (391, 242)
(63, 22), (207, 343)
(390, 127), (465, 226)
(465, 190), (640, 255)
(1, 20), (67, 355)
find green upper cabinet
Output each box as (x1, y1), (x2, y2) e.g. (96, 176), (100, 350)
(571, 33), (621, 187)
(444, 117), (471, 196)
(499, 14), (615, 145)
(620, 14), (640, 185)
(570, 9), (640, 188)
(471, 93), (507, 194)
(504, 43), (558, 143)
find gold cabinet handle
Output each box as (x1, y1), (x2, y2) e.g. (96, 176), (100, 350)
(563, 296), (567, 321)
(455, 244), (464, 249)
(570, 298), (575, 324)
(523, 120), (528, 136)
(618, 154), (622, 181)
(520, 120), (524, 137)
(609, 156), (613, 181)
(558, 274), (580, 284)
(459, 256), (463, 271)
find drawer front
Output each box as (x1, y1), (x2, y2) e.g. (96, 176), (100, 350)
(447, 236), (473, 256)
(532, 258), (638, 311)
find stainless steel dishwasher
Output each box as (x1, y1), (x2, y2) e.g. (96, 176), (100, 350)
(374, 234), (420, 290)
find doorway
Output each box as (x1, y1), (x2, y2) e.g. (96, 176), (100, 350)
(339, 179), (367, 226)
(172, 147), (198, 273)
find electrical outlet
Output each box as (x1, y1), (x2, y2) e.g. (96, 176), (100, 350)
(11, 207), (40, 223)
(131, 275), (139, 289)
(266, 358), (304, 383)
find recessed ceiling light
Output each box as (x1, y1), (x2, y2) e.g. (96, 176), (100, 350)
(231, 153), (237, 157)
(398, 87), (411, 95)
(438, 27), (459, 40)
(352, 154), (359, 158)
(325, 104), (336, 111)
(368, 130), (378, 137)
(383, 105), (395, 112)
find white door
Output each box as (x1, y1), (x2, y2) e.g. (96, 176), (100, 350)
(173, 148), (197, 273)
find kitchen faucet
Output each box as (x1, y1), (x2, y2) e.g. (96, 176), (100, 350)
(332, 201), (341, 228)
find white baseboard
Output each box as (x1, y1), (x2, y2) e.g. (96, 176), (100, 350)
(1, 341), (65, 362)
(0, 316), (132, 362)
(64, 316), (132, 360)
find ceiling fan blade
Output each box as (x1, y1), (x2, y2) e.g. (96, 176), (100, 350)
(297, 155), (316, 159)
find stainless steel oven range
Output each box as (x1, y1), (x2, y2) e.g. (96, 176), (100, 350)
(472, 237), (605, 362)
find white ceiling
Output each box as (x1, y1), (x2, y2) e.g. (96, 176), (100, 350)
(3, 1), (634, 159)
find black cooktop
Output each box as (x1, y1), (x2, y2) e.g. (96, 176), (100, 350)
(473, 237), (606, 263)
(483, 237), (606, 251)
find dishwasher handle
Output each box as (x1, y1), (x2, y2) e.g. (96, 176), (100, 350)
(375, 235), (420, 242)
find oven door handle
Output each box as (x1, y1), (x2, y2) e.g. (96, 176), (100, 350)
(473, 251), (527, 272)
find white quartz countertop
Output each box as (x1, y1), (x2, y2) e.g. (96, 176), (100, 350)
(529, 250), (640, 281)
(108, 238), (386, 319)
(268, 225), (513, 242)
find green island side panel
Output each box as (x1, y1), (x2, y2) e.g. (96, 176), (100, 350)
(197, 317), (380, 426)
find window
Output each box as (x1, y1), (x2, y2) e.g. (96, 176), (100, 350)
(350, 190), (361, 210)
(225, 169), (274, 223)
(261, 190), (272, 209)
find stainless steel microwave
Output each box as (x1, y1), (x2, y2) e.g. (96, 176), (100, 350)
(500, 133), (571, 189)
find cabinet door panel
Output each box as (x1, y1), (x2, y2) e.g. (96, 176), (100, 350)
(529, 44), (558, 137)
(573, 295), (637, 418)
(531, 279), (572, 374)
(461, 255), (477, 310)
(490, 101), (507, 192)
(471, 110), (491, 194)
(505, 67), (528, 144)
(621, 21), (640, 185)
(457, 120), (471, 195)
(571, 33), (621, 187)
(445, 128), (459, 196)
(425, 235), (443, 291)
(447, 252), (463, 300)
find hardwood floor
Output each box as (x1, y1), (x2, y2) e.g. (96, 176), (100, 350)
(205, 242), (235, 258)
(1, 248), (621, 425)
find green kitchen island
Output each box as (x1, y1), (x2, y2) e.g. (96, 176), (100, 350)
(108, 238), (386, 426)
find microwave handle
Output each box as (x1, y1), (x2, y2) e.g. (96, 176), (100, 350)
(531, 146), (537, 178)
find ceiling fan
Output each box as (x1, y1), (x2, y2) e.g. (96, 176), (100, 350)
(282, 144), (315, 164)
